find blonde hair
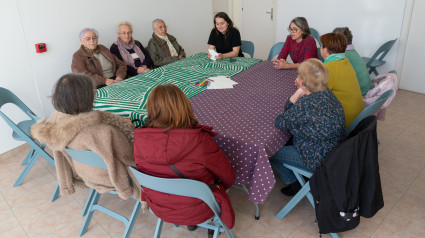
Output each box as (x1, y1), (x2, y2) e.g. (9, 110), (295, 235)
(298, 58), (329, 92)
(145, 84), (198, 132)
(116, 21), (133, 32)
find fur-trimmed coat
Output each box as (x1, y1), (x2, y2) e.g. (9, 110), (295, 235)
(31, 110), (140, 200)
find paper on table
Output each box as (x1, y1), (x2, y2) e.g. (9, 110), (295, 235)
(207, 76), (238, 89)
(208, 49), (219, 61)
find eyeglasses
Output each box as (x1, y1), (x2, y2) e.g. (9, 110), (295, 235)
(83, 36), (97, 41)
(287, 27), (299, 33)
(119, 31), (132, 35)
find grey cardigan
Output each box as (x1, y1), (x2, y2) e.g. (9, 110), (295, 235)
(146, 33), (186, 67)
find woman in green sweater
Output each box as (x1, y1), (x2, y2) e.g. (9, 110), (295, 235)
(319, 33), (364, 127)
(333, 27), (374, 96)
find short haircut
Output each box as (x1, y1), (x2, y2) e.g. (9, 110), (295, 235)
(298, 58), (329, 92)
(79, 28), (98, 39)
(145, 84), (198, 132)
(290, 17), (311, 39)
(333, 27), (353, 45)
(152, 19), (165, 29)
(117, 21), (133, 32)
(319, 33), (347, 54)
(52, 73), (95, 115)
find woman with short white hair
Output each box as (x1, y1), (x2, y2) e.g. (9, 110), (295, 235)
(146, 19), (186, 67)
(110, 21), (153, 78)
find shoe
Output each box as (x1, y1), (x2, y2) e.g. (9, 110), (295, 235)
(187, 225), (198, 231)
(280, 181), (302, 196)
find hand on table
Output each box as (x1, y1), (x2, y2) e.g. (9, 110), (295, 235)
(178, 55), (185, 60)
(105, 78), (117, 85)
(137, 66), (150, 74)
(273, 59), (291, 69)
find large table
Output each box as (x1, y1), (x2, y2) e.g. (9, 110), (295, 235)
(94, 53), (261, 126)
(190, 61), (298, 204)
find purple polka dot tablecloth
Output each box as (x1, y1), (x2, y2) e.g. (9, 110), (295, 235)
(190, 61), (298, 204)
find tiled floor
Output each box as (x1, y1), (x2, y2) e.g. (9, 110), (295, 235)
(1, 89), (424, 238)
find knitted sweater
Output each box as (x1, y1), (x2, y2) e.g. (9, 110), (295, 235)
(325, 58), (364, 127)
(275, 89), (345, 171)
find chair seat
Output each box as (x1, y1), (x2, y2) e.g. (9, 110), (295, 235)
(362, 57), (386, 68)
(12, 119), (35, 141)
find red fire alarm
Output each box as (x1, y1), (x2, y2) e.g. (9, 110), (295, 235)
(35, 43), (47, 53)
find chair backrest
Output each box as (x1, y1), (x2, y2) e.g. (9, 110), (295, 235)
(346, 89), (394, 136)
(267, 42), (285, 61)
(241, 40), (255, 58)
(309, 28), (321, 47)
(0, 87), (37, 120)
(365, 39), (398, 67)
(128, 167), (222, 218)
(64, 149), (108, 169)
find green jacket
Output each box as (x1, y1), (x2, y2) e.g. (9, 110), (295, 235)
(345, 49), (374, 96)
(147, 33), (186, 68)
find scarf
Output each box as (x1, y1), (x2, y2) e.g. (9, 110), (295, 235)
(346, 44), (355, 51)
(324, 53), (346, 63)
(83, 46), (100, 54)
(155, 34), (178, 57)
(115, 37), (145, 68)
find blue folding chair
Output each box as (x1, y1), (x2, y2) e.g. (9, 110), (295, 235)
(241, 40), (255, 58)
(346, 89), (394, 136)
(362, 39), (398, 76)
(65, 149), (141, 238)
(309, 28), (324, 61)
(267, 42), (284, 61)
(0, 87), (59, 202)
(129, 167), (236, 238)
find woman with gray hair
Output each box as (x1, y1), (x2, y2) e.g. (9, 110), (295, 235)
(110, 21), (153, 78)
(273, 17), (318, 69)
(146, 19), (186, 67)
(71, 28), (127, 88)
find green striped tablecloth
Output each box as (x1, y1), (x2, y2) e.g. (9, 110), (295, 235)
(94, 52), (261, 126)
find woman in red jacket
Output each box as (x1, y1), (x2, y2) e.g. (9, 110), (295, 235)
(133, 84), (235, 232)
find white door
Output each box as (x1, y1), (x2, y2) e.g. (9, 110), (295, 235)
(241, 0), (275, 60)
(399, 0), (425, 94)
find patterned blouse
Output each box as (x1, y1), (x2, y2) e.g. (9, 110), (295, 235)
(275, 89), (346, 171)
(277, 35), (319, 63)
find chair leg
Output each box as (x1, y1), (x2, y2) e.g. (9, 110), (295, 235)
(330, 232), (341, 238)
(122, 200), (142, 238)
(21, 148), (35, 165)
(275, 182), (312, 219)
(372, 68), (379, 76)
(154, 218), (164, 238)
(13, 151), (40, 187)
(50, 183), (60, 202)
(233, 184), (261, 220)
(82, 188), (96, 217)
(79, 191), (101, 236)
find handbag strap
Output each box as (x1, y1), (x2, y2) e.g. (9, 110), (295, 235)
(169, 165), (187, 179)
(88, 57), (100, 75)
(153, 37), (169, 57)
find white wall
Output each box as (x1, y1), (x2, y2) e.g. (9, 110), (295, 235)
(276, 0), (405, 73)
(0, 0), (213, 154)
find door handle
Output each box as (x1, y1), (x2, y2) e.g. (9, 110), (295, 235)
(266, 8), (273, 20)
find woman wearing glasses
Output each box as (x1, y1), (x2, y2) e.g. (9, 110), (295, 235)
(147, 19), (186, 68)
(273, 17), (318, 69)
(110, 21), (153, 78)
(71, 28), (127, 88)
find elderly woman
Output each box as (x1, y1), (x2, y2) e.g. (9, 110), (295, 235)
(270, 58), (345, 196)
(134, 84), (235, 232)
(110, 21), (153, 78)
(273, 17), (318, 69)
(71, 28), (127, 88)
(207, 12), (243, 60)
(333, 27), (374, 96)
(320, 33), (364, 127)
(146, 19), (186, 68)
(31, 73), (139, 200)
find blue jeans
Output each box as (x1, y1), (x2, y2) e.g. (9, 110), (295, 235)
(269, 145), (309, 185)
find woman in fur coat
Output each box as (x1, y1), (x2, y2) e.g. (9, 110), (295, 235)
(31, 73), (140, 200)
